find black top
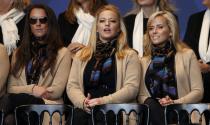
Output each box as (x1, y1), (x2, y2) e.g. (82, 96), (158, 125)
(124, 14), (148, 48)
(0, 16), (25, 46)
(58, 12), (79, 47)
(83, 55), (116, 98)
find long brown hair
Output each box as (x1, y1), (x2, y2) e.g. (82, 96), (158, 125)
(64, 0), (108, 23)
(11, 4), (63, 77)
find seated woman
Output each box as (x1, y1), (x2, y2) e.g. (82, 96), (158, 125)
(67, 4), (141, 125)
(0, 44), (10, 98)
(138, 11), (204, 125)
(2, 4), (71, 125)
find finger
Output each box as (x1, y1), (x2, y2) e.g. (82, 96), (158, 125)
(87, 93), (91, 99)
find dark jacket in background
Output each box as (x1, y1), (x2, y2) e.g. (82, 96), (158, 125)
(184, 10), (210, 102)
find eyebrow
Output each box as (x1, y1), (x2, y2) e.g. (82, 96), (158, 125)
(30, 16), (47, 18)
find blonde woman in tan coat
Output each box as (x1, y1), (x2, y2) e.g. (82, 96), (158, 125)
(67, 5), (141, 125)
(138, 11), (203, 125)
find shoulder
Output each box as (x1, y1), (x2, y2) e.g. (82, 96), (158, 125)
(58, 11), (66, 19)
(124, 49), (138, 57)
(176, 48), (196, 60)
(0, 44), (6, 50)
(0, 44), (8, 56)
(188, 10), (206, 20)
(124, 14), (136, 22)
(57, 47), (70, 58)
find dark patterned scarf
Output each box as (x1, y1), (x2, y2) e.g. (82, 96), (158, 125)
(89, 38), (116, 85)
(145, 41), (178, 99)
(25, 41), (47, 85)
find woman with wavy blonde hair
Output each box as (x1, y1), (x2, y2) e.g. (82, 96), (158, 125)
(138, 11), (203, 125)
(67, 4), (141, 125)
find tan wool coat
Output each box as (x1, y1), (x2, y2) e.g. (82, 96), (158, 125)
(67, 49), (141, 109)
(138, 48), (204, 104)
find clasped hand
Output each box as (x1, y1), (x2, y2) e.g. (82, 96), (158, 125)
(158, 95), (174, 106)
(83, 93), (102, 113)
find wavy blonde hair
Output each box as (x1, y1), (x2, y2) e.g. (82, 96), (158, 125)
(78, 4), (130, 61)
(144, 11), (188, 56)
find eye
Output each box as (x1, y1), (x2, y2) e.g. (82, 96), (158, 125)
(148, 26), (154, 31)
(99, 19), (105, 23)
(157, 25), (163, 29)
(110, 20), (117, 23)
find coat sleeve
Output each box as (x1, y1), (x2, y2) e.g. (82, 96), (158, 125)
(174, 50), (204, 103)
(46, 49), (72, 100)
(100, 51), (141, 104)
(66, 58), (86, 109)
(0, 44), (10, 96)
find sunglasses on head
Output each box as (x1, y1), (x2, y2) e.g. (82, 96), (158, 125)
(29, 17), (48, 25)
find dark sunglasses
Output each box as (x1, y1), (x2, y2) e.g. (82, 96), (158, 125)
(29, 17), (48, 25)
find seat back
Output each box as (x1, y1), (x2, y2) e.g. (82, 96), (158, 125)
(164, 103), (210, 125)
(91, 103), (149, 125)
(0, 110), (3, 125)
(15, 104), (73, 125)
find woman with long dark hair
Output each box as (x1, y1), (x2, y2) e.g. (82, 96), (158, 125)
(1, 4), (71, 125)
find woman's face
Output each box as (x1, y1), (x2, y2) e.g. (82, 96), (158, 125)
(29, 8), (48, 38)
(202, 0), (210, 8)
(148, 16), (171, 46)
(137, 0), (156, 6)
(97, 10), (120, 42)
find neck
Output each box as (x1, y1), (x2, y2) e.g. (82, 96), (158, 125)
(80, 1), (91, 13)
(142, 5), (157, 18)
(153, 41), (169, 48)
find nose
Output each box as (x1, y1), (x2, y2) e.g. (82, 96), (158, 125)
(35, 20), (41, 26)
(105, 20), (110, 26)
(152, 27), (157, 34)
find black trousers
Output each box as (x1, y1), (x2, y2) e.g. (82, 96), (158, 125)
(144, 98), (165, 125)
(66, 108), (121, 125)
(0, 93), (44, 125)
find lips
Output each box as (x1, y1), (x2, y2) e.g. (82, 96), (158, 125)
(104, 28), (111, 32)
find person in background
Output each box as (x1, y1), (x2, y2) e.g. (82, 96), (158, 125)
(138, 11), (203, 125)
(67, 4), (141, 125)
(124, 0), (175, 57)
(184, 0), (210, 123)
(58, 0), (107, 54)
(0, 0), (25, 56)
(1, 4), (71, 125)
(184, 0), (210, 103)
